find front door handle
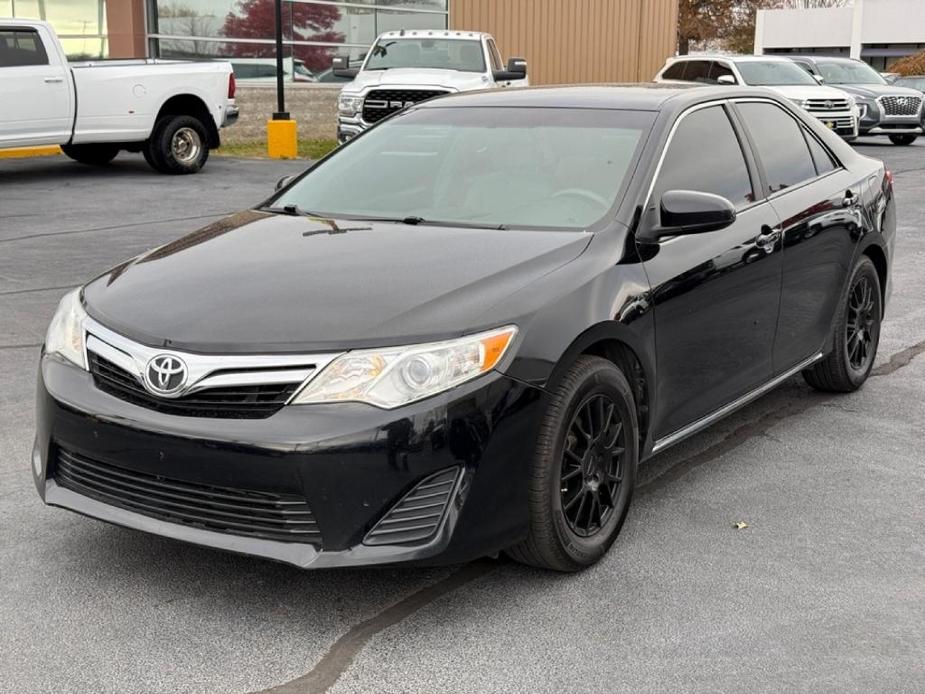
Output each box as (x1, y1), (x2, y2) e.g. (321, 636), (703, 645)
(755, 226), (780, 252)
(44, 76), (64, 83)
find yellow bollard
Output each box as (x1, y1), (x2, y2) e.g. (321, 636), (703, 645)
(267, 119), (298, 159)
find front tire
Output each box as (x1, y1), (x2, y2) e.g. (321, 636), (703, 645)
(507, 356), (638, 572)
(803, 256), (881, 392)
(888, 134), (917, 146)
(61, 143), (119, 166)
(144, 114), (210, 174)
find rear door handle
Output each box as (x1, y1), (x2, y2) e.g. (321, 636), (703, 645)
(755, 226), (781, 252)
(842, 189), (859, 207)
(44, 76), (64, 83)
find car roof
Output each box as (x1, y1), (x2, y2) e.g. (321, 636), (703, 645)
(668, 54), (795, 64)
(415, 82), (784, 111)
(788, 55), (858, 64)
(376, 30), (488, 41)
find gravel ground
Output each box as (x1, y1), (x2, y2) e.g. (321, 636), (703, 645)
(1, 144), (923, 693)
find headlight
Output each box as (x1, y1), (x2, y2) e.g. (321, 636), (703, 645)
(292, 326), (518, 409)
(45, 288), (87, 369)
(338, 94), (363, 116)
(845, 93), (857, 107)
(789, 98), (808, 109)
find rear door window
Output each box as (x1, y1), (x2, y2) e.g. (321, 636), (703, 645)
(655, 105), (755, 208)
(684, 61), (712, 84)
(0, 28), (49, 67)
(803, 128), (838, 175)
(736, 102), (818, 193)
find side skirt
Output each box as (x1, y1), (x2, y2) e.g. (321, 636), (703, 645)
(650, 351), (825, 455)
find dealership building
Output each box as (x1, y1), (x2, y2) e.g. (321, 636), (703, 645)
(3, 0), (678, 85)
(755, 0), (925, 71)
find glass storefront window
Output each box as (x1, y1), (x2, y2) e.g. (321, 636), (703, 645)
(148, 0), (448, 80)
(3, 0), (108, 59)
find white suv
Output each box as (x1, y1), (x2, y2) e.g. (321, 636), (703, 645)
(655, 55), (859, 140)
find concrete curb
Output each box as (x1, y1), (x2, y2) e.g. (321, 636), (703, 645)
(0, 146), (62, 159)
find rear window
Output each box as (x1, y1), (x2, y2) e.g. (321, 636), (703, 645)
(0, 28), (49, 67)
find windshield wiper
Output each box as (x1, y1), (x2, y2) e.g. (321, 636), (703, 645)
(260, 204), (327, 218)
(355, 216), (507, 230)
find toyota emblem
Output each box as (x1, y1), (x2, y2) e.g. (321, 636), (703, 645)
(144, 354), (188, 396)
(824, 100), (833, 109)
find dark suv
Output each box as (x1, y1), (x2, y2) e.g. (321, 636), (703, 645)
(789, 56), (923, 145)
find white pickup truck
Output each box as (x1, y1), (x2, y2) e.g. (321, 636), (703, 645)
(0, 20), (238, 174)
(332, 30), (528, 144)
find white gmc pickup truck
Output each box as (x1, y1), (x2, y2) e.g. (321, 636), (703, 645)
(332, 30), (528, 144)
(0, 20), (238, 174)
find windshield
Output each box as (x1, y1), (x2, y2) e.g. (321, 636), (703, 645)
(364, 38), (485, 72)
(271, 107), (653, 230)
(737, 61), (818, 86)
(817, 60), (886, 85)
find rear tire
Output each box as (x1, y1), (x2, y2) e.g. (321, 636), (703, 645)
(506, 356), (638, 572)
(803, 257), (881, 392)
(888, 134), (917, 146)
(144, 114), (209, 174)
(61, 143), (119, 166)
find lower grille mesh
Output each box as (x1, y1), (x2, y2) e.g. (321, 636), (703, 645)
(363, 467), (459, 546)
(54, 447), (321, 545)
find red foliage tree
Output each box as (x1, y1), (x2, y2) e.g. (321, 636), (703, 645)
(222, 0), (344, 72)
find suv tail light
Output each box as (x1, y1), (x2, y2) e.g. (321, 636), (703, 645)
(228, 72), (236, 99)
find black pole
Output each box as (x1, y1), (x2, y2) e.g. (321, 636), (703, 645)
(273, 0), (288, 119)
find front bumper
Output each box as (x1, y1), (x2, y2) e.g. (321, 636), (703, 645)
(34, 354), (543, 568)
(808, 110), (857, 139)
(337, 115), (365, 144)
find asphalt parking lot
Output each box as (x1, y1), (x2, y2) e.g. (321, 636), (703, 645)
(1, 145), (924, 693)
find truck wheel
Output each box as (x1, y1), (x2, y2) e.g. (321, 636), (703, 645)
(506, 356), (638, 572)
(145, 115), (210, 174)
(61, 144), (119, 166)
(888, 134), (917, 146)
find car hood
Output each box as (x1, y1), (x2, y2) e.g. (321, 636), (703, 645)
(765, 84), (848, 100)
(344, 67), (489, 93)
(82, 211), (591, 353)
(830, 83), (923, 99)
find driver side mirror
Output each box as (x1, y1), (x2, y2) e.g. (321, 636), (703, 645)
(275, 175), (295, 191)
(812, 73), (824, 84)
(716, 74), (737, 85)
(332, 55), (359, 79)
(638, 190), (737, 242)
(493, 57), (527, 82)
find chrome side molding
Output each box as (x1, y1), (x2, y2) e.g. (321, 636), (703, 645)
(651, 351), (825, 455)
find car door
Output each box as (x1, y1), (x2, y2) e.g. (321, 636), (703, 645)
(638, 103), (784, 440)
(733, 99), (866, 372)
(0, 25), (72, 146)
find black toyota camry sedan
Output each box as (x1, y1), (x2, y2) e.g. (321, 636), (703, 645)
(34, 84), (895, 572)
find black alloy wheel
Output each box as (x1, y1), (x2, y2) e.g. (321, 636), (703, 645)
(560, 393), (626, 538)
(846, 274), (877, 373)
(804, 256), (881, 392)
(507, 355), (638, 572)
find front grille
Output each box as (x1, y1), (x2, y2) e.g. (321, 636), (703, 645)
(813, 115), (855, 131)
(361, 89), (449, 124)
(363, 467), (459, 546)
(89, 353), (299, 419)
(805, 98), (851, 113)
(880, 95), (923, 116)
(54, 447), (322, 545)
